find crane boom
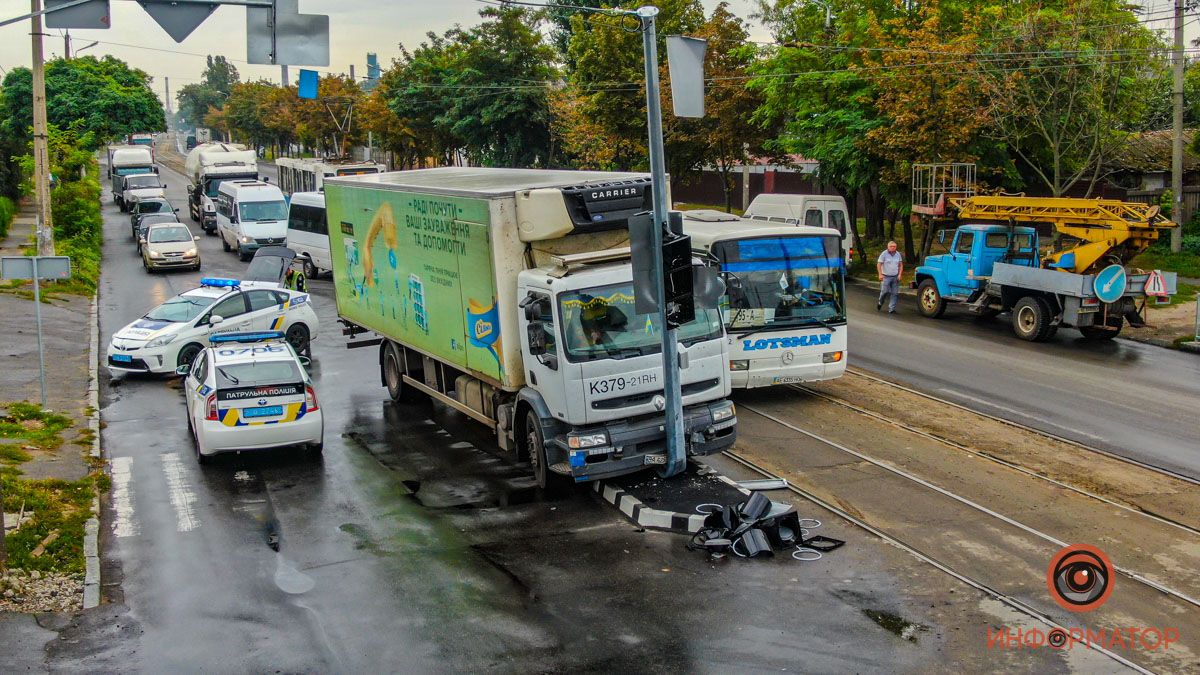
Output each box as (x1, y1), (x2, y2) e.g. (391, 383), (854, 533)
(947, 195), (1175, 274)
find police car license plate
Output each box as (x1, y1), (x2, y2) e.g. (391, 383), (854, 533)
(242, 405), (283, 419)
(644, 454), (667, 465)
(112, 354), (132, 363)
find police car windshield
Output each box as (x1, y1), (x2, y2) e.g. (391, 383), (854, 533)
(144, 294), (217, 323)
(712, 235), (846, 333)
(216, 361), (302, 388)
(148, 226), (192, 243)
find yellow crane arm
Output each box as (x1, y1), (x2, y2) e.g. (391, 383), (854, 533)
(947, 196), (1175, 274)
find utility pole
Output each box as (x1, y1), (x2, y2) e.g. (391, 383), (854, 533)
(31, 0), (54, 257)
(165, 77), (171, 115)
(1172, 0), (1186, 253)
(281, 64), (290, 87)
(637, 6), (686, 477)
(63, 29), (70, 59)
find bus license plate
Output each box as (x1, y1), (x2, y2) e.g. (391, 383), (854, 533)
(772, 376), (806, 384)
(644, 454), (667, 465)
(243, 405), (283, 419)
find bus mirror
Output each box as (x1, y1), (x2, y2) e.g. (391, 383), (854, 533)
(693, 265), (726, 309)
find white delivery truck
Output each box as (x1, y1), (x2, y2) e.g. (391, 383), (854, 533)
(744, 193), (853, 263)
(185, 143), (259, 234)
(325, 168), (737, 490)
(108, 145), (157, 208)
(683, 210), (847, 387)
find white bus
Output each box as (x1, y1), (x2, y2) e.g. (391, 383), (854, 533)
(275, 157), (385, 195)
(683, 210), (848, 388)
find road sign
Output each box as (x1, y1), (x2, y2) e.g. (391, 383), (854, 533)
(45, 0), (110, 29)
(1144, 269), (1169, 297)
(297, 69), (319, 99)
(1093, 264), (1127, 304)
(665, 36), (707, 118)
(1, 255), (71, 280)
(1, 256), (72, 407)
(138, 1), (217, 42)
(247, 0), (329, 66)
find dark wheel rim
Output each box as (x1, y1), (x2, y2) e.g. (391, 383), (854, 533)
(304, 259), (317, 278)
(286, 325), (309, 353)
(384, 349), (401, 397)
(527, 413), (545, 484)
(177, 344), (201, 368)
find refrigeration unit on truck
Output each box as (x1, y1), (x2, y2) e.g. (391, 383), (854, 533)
(108, 145), (157, 208)
(324, 168), (738, 490)
(682, 210), (847, 387)
(185, 143), (259, 234)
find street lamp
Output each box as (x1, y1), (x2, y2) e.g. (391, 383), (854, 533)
(74, 41), (99, 55)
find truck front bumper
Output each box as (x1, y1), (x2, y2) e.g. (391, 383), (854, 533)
(552, 400), (737, 483)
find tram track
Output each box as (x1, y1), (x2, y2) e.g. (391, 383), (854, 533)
(720, 448), (1154, 675)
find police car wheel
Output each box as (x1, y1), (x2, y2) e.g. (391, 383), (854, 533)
(176, 343), (203, 371)
(285, 324), (311, 357)
(307, 441), (324, 457)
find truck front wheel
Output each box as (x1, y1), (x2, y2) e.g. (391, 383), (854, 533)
(1012, 297), (1055, 342)
(916, 279), (947, 318)
(526, 410), (571, 497)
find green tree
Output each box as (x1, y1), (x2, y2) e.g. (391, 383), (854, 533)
(175, 83), (224, 130)
(0, 56), (165, 149)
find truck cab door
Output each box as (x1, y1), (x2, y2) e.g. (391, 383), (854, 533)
(946, 230), (978, 293)
(520, 291), (571, 423)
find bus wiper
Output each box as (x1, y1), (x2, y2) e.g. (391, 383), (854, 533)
(734, 328), (770, 340)
(803, 317), (839, 332)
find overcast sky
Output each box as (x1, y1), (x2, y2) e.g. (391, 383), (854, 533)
(0, 1), (1188, 108)
(0, 1), (766, 106)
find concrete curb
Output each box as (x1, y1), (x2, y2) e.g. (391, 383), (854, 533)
(593, 468), (750, 533)
(83, 294), (101, 609)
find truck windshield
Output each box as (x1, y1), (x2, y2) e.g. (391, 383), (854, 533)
(711, 235), (846, 333)
(239, 200), (288, 222)
(558, 282), (723, 362)
(115, 167), (152, 176)
(204, 175), (256, 198)
(125, 175), (160, 189)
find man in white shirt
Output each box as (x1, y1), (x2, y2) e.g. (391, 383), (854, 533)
(877, 241), (904, 313)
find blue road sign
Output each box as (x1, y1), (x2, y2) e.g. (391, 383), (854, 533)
(1093, 264), (1127, 304)
(298, 69), (319, 99)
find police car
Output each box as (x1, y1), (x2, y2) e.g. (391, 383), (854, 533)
(180, 332), (323, 462)
(106, 277), (319, 377)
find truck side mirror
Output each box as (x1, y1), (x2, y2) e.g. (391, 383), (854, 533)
(527, 322), (548, 356)
(937, 229), (948, 245)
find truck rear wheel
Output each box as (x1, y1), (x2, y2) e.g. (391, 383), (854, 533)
(916, 279), (947, 318)
(383, 342), (424, 404)
(526, 410), (571, 497)
(1012, 296), (1055, 342)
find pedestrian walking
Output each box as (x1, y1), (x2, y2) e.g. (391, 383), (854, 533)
(877, 241), (904, 314)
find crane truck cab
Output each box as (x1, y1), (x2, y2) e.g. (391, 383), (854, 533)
(915, 224), (1038, 301)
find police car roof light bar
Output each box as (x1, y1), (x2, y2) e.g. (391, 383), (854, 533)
(200, 277), (241, 288)
(209, 331), (287, 344)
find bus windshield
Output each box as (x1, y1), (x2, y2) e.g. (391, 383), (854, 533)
(711, 235), (846, 333)
(558, 282), (723, 362)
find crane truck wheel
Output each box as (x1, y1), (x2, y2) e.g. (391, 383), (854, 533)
(916, 279), (947, 318)
(525, 410), (572, 497)
(1012, 296), (1054, 342)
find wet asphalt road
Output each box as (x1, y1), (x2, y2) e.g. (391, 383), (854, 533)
(43, 160), (947, 672)
(847, 283), (1200, 479)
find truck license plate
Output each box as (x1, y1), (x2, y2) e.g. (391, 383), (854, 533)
(644, 454), (667, 465)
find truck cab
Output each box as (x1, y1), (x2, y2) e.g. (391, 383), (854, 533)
(916, 224), (1038, 302)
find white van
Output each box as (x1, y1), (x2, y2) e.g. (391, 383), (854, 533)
(286, 191), (329, 278)
(215, 180), (289, 261)
(744, 194), (853, 263)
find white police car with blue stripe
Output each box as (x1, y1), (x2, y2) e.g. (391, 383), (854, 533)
(106, 277), (319, 377)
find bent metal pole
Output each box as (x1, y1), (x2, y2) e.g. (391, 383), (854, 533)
(637, 6), (686, 477)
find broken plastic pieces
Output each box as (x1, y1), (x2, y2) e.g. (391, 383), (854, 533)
(687, 492), (845, 561)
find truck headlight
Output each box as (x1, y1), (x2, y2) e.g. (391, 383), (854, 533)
(145, 334), (178, 349)
(729, 360), (749, 371)
(567, 432), (608, 449)
(822, 351), (844, 363)
(712, 403), (735, 422)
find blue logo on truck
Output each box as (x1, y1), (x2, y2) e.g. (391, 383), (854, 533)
(742, 333), (832, 351)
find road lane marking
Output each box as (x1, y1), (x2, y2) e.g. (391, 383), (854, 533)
(936, 388), (1108, 443)
(110, 456), (139, 538)
(161, 452), (200, 532)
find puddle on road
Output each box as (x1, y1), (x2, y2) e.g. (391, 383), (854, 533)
(274, 555), (316, 595)
(862, 609), (928, 643)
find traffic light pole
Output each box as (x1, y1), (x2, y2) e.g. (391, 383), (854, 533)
(637, 6), (686, 478)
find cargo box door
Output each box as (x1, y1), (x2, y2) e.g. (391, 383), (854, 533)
(457, 220), (503, 382)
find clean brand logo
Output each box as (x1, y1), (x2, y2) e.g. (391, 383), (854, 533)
(742, 334), (832, 351)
